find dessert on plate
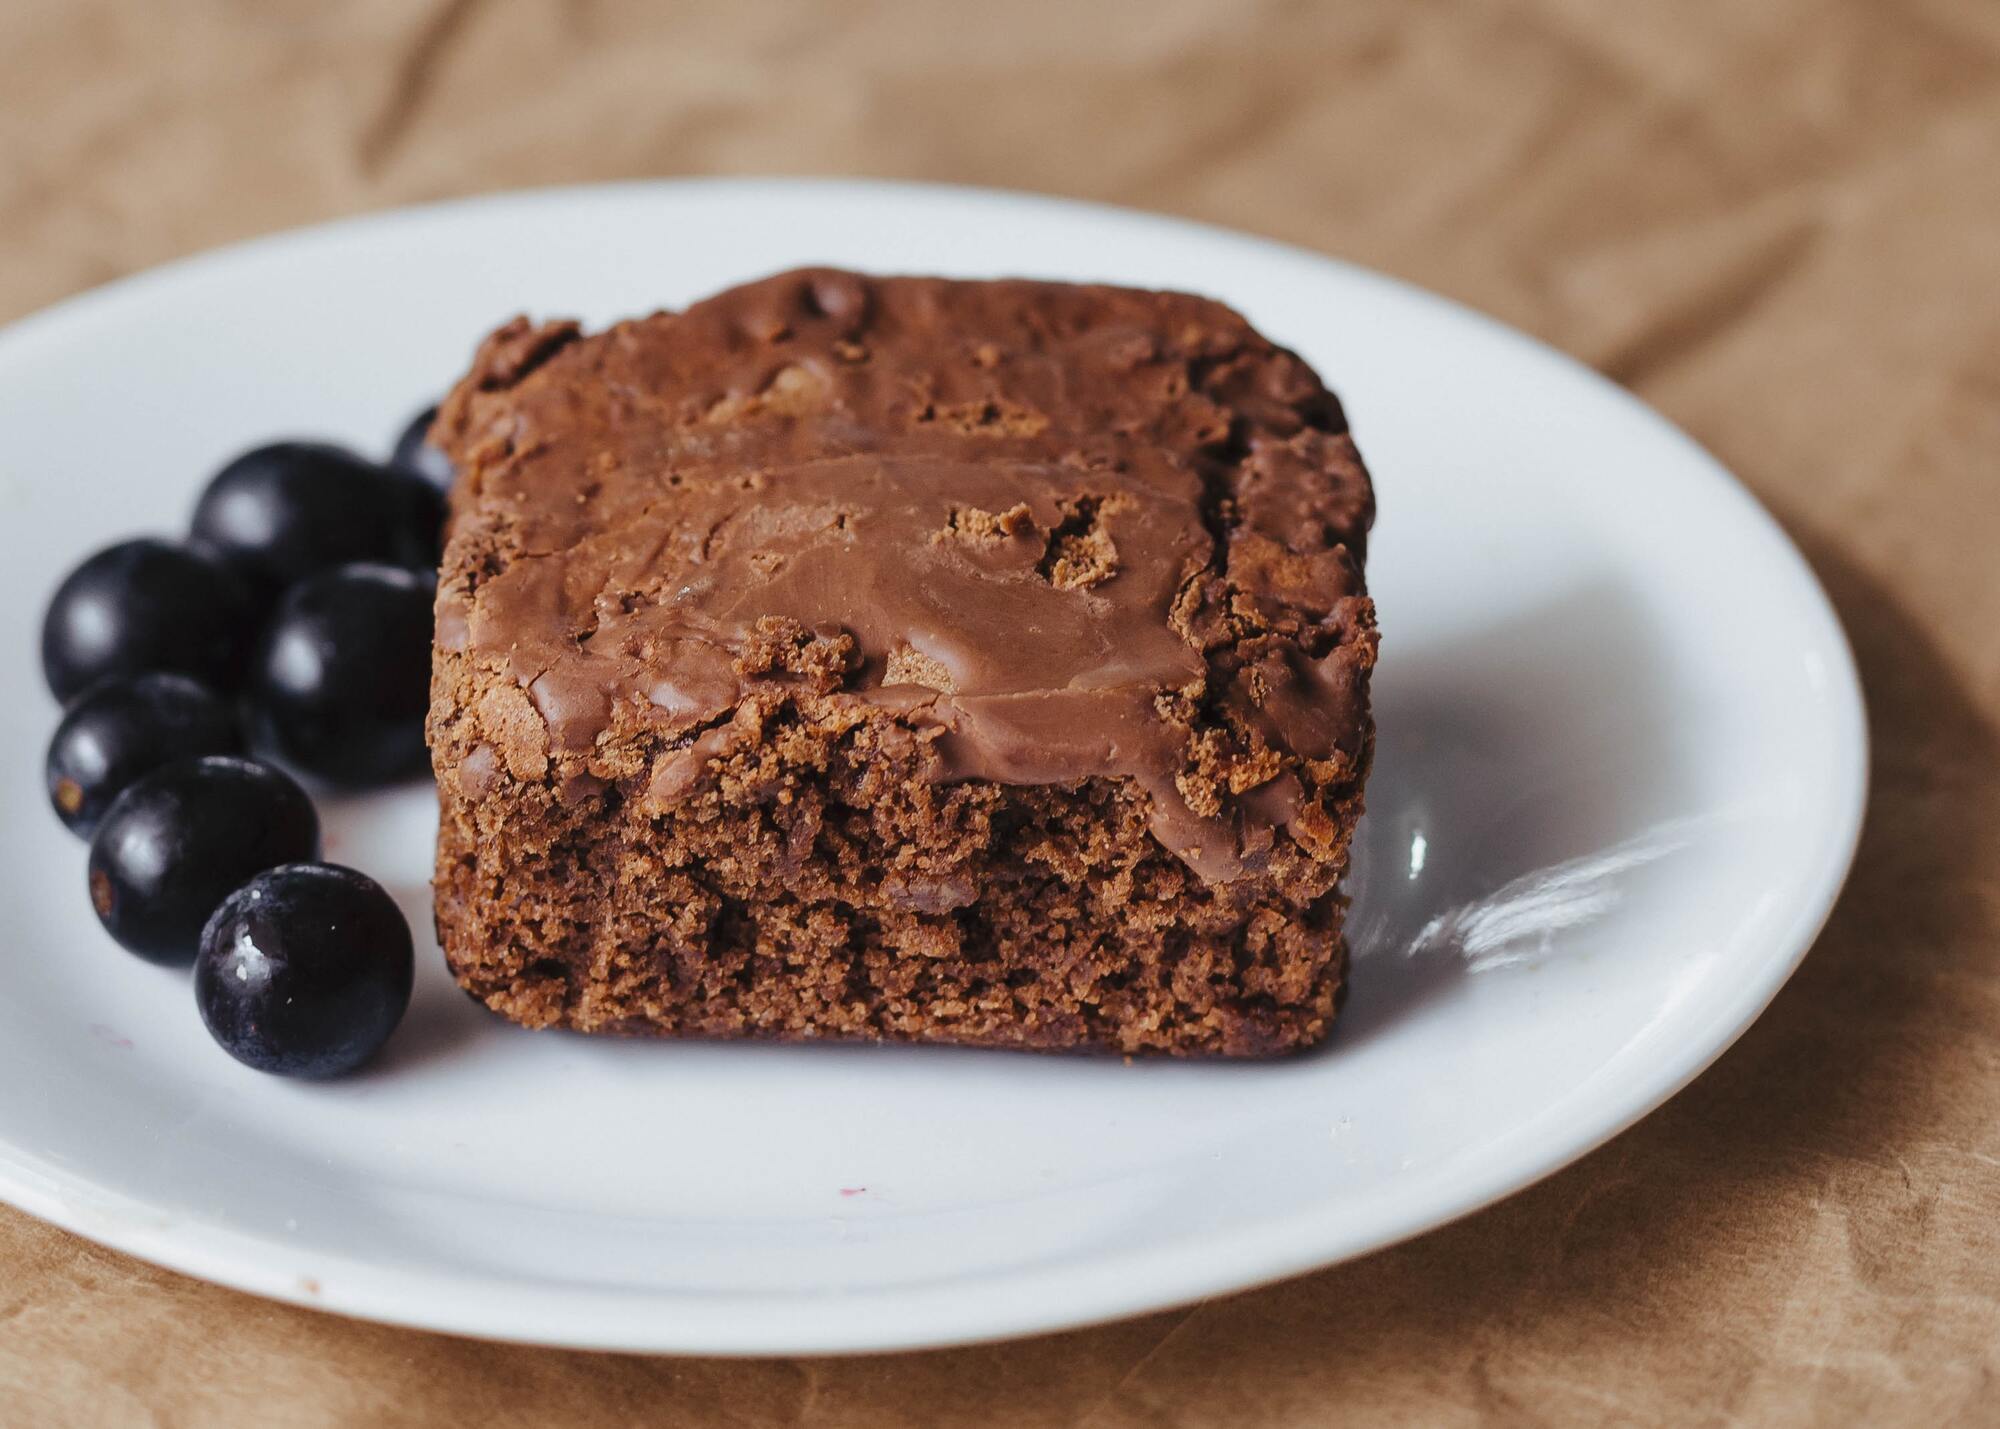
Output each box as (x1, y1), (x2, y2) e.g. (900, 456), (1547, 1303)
(428, 267), (1376, 1056)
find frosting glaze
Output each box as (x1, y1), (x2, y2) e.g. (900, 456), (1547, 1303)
(434, 269), (1376, 881)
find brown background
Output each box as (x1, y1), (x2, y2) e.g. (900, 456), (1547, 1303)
(4, 1), (1999, 1424)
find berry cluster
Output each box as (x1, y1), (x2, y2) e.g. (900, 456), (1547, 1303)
(42, 408), (448, 1078)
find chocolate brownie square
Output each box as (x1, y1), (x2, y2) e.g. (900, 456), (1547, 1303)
(427, 268), (1376, 1056)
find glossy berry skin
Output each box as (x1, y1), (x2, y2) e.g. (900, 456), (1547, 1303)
(390, 404), (455, 490)
(195, 863), (413, 1078)
(251, 563), (437, 787)
(40, 538), (255, 703)
(87, 756), (320, 964)
(46, 673), (244, 838)
(189, 441), (444, 592)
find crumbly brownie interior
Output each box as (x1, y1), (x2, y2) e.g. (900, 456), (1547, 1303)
(429, 269), (1376, 1056)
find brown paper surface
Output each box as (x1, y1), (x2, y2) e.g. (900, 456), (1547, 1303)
(4, 1), (1998, 1424)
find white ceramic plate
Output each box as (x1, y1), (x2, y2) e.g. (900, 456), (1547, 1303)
(0, 180), (1865, 1355)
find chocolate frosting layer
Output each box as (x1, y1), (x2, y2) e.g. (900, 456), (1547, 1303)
(434, 269), (1377, 881)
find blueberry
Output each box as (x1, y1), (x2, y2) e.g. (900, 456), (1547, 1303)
(195, 863), (413, 1078)
(87, 755), (320, 964)
(41, 538), (255, 703)
(46, 674), (244, 838)
(390, 404), (455, 491)
(189, 441), (444, 592)
(250, 563), (436, 787)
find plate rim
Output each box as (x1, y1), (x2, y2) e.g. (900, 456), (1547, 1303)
(0, 175), (1869, 1355)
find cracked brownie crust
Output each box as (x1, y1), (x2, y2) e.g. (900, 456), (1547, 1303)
(428, 268), (1377, 1056)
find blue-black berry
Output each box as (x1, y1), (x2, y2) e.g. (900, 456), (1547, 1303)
(189, 441), (444, 593)
(195, 863), (413, 1078)
(87, 755), (320, 964)
(251, 562), (436, 787)
(46, 673), (243, 838)
(41, 538), (254, 703)
(390, 404), (454, 490)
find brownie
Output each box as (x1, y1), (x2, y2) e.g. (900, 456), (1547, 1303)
(427, 268), (1377, 1056)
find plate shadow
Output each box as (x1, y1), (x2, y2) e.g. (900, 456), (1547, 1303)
(1327, 577), (1694, 1055)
